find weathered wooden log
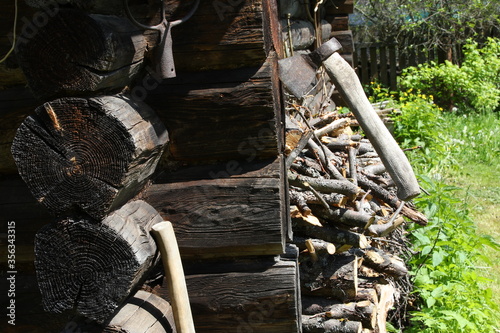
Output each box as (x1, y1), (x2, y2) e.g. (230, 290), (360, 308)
(24, 0), (123, 14)
(150, 253), (301, 333)
(145, 63), (281, 164)
(311, 205), (374, 229)
(360, 247), (408, 279)
(375, 284), (395, 333)
(292, 214), (370, 249)
(11, 94), (168, 219)
(299, 251), (361, 300)
(293, 237), (336, 256)
(357, 174), (428, 225)
(279, 0), (309, 19)
(323, 52), (420, 201)
(144, 158), (287, 257)
(172, 0), (281, 72)
(288, 172), (361, 197)
(62, 290), (176, 333)
(34, 200), (162, 323)
(16, 9), (148, 100)
(290, 188), (347, 208)
(302, 315), (362, 333)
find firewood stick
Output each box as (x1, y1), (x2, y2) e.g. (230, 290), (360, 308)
(361, 247), (408, 279)
(288, 172), (361, 197)
(290, 188), (348, 208)
(305, 239), (319, 262)
(307, 138), (345, 180)
(293, 237), (336, 255)
(348, 146), (358, 185)
(313, 118), (351, 138)
(151, 221), (195, 333)
(310, 205), (375, 229)
(286, 129), (313, 169)
(292, 216), (370, 249)
(367, 216), (405, 237)
(375, 284), (395, 333)
(357, 174), (428, 225)
(302, 315), (363, 333)
(309, 110), (339, 128)
(362, 163), (386, 175)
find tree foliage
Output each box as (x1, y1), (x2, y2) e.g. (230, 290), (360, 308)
(353, 0), (500, 57)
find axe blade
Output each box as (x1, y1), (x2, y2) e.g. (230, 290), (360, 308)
(278, 38), (343, 98)
(278, 55), (318, 98)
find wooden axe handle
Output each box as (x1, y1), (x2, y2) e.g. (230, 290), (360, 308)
(323, 53), (420, 201)
(152, 221), (196, 333)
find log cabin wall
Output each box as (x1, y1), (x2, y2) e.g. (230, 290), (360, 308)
(0, 0), (301, 332)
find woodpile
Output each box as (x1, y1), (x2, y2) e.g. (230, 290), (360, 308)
(278, 4), (425, 330)
(284, 84), (425, 332)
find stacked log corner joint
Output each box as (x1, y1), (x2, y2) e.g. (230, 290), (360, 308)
(10, 1), (199, 332)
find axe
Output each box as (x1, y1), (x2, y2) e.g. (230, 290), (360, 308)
(279, 38), (420, 201)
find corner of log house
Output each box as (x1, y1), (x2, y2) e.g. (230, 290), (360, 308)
(0, 0), (423, 332)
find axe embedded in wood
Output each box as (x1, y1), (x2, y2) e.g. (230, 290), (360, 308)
(278, 38), (343, 98)
(278, 38), (420, 201)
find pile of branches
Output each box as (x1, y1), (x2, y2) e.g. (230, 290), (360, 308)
(286, 104), (427, 333)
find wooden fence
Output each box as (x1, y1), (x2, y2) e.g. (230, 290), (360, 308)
(353, 43), (464, 90)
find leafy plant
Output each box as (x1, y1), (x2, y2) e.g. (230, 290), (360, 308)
(399, 38), (500, 113)
(366, 82), (500, 332)
(406, 175), (500, 332)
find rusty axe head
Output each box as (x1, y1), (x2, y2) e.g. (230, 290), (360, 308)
(278, 38), (343, 98)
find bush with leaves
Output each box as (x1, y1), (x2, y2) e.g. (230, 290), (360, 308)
(405, 175), (500, 332)
(399, 38), (500, 113)
(366, 82), (500, 332)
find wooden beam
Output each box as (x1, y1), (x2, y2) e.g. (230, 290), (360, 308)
(144, 158), (287, 258)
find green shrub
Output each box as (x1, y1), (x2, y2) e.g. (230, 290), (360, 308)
(399, 38), (500, 113)
(406, 174), (500, 332)
(366, 83), (500, 332)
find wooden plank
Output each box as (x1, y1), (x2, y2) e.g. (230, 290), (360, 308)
(151, 251), (301, 333)
(369, 46), (378, 82)
(388, 45), (397, 91)
(327, 0), (354, 15)
(145, 61), (280, 164)
(144, 158), (286, 258)
(379, 46), (388, 87)
(360, 46), (369, 86)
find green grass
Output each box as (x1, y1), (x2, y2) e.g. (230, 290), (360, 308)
(443, 112), (500, 308)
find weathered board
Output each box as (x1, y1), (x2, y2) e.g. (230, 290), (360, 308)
(144, 157), (290, 257)
(150, 247), (301, 333)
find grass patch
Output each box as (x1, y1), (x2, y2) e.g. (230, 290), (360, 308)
(443, 112), (500, 309)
